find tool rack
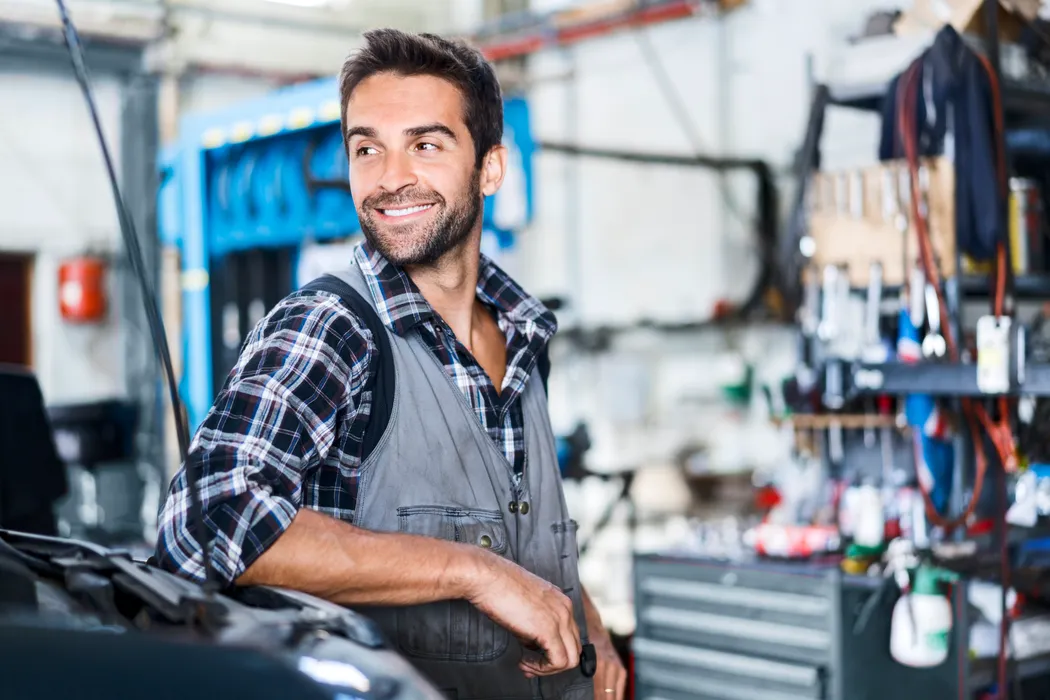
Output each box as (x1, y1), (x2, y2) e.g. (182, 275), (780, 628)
(784, 2), (1050, 516)
(787, 5), (1050, 401)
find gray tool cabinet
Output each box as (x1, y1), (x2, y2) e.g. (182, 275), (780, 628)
(631, 553), (967, 700)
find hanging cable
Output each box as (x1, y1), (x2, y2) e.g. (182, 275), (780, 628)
(896, 55), (1015, 530)
(897, 43), (1015, 699)
(53, 0), (220, 595)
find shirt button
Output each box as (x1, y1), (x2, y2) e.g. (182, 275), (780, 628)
(519, 501), (530, 515)
(508, 501), (519, 514)
(479, 534), (492, 549)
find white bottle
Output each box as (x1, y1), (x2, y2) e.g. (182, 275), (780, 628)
(890, 566), (958, 668)
(853, 482), (885, 548)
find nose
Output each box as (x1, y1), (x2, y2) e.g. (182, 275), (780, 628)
(376, 150), (417, 193)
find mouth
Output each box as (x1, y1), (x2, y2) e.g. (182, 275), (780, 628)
(374, 203), (435, 221)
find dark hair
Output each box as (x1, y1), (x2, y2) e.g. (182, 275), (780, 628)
(339, 29), (503, 168)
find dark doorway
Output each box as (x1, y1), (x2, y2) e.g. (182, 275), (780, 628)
(0, 254), (33, 367)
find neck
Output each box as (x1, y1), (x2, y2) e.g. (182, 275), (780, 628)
(404, 227), (483, 346)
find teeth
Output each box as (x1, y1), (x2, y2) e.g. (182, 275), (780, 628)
(381, 204), (432, 217)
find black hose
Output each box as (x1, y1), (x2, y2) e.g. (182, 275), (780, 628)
(54, 0), (219, 595)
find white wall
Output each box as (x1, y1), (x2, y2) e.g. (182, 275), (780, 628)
(520, 0), (902, 317)
(0, 66), (128, 405)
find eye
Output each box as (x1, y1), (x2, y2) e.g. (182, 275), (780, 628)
(415, 142), (439, 152)
(355, 146), (378, 157)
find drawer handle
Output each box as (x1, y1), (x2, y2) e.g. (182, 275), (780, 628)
(642, 606), (830, 650)
(640, 576), (828, 616)
(632, 637), (820, 686)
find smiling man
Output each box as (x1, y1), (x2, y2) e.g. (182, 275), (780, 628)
(155, 29), (625, 700)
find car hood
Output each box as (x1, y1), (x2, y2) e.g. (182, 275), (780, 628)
(0, 529), (444, 700)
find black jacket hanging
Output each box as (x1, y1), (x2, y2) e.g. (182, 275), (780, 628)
(878, 25), (1003, 261)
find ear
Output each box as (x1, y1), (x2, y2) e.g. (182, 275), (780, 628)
(479, 144), (508, 198)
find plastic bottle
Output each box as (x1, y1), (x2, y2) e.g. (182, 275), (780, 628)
(853, 482), (885, 548)
(890, 566), (959, 667)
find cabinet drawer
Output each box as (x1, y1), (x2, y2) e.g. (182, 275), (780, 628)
(633, 638), (826, 700)
(634, 557), (834, 664)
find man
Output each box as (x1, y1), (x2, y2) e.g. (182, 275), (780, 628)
(156, 28), (626, 700)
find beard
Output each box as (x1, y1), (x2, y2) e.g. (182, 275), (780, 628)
(358, 171), (482, 267)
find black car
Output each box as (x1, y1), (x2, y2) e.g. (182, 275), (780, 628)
(0, 528), (444, 700)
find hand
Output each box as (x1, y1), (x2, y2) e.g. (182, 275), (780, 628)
(590, 626), (627, 700)
(466, 550), (582, 677)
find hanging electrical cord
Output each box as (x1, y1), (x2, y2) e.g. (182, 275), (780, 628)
(897, 56), (1015, 529)
(53, 0), (220, 596)
(897, 45), (1015, 700)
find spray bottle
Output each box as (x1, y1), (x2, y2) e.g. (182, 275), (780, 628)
(890, 565), (959, 667)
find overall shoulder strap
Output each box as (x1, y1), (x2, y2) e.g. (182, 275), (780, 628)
(537, 344), (551, 398)
(300, 273), (394, 463)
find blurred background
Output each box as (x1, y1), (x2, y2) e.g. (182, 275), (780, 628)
(9, 1), (1050, 697)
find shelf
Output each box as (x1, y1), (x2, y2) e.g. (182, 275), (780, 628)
(970, 652), (1050, 690)
(826, 82), (886, 112)
(1021, 363), (1050, 396)
(961, 273), (1050, 300)
(849, 361), (1050, 397)
(825, 78), (1050, 122)
(850, 361), (981, 396)
(1003, 79), (1050, 126)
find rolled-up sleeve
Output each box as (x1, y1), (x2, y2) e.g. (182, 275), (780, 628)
(155, 291), (372, 584)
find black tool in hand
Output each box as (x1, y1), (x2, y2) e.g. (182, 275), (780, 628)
(579, 643), (597, 677)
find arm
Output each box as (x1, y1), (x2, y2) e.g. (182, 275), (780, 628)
(236, 507), (483, 605)
(582, 585), (605, 636)
(154, 291), (370, 584)
(582, 585), (627, 699)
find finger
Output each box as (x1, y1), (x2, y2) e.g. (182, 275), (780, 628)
(591, 666), (606, 700)
(525, 633), (569, 677)
(616, 667), (627, 700)
(560, 623), (581, 672)
(520, 659), (561, 678)
(594, 661), (612, 698)
(559, 603), (581, 669)
(544, 626), (572, 672)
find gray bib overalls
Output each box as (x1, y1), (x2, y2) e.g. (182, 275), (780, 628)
(333, 262), (593, 700)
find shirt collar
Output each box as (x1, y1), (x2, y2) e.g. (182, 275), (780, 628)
(353, 240), (557, 341)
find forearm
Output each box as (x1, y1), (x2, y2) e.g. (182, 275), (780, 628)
(236, 508), (485, 606)
(581, 585), (606, 635)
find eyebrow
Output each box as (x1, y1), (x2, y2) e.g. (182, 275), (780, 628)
(404, 123), (457, 141)
(345, 123), (458, 142)
(345, 126), (377, 141)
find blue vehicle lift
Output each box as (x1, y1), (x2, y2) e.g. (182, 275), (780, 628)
(159, 77), (535, 433)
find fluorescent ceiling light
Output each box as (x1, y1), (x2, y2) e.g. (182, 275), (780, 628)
(259, 0), (335, 8)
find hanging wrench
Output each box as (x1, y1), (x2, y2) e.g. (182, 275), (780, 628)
(921, 283), (947, 359)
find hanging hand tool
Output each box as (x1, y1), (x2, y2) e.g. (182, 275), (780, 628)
(862, 262), (886, 447)
(817, 260), (846, 471)
(862, 262), (887, 363)
(896, 166), (913, 311)
(921, 283), (947, 359)
(818, 264), (840, 344)
(909, 267), (927, 332)
(850, 170), (865, 221)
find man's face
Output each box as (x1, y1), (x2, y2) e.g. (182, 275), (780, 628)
(345, 73), (503, 266)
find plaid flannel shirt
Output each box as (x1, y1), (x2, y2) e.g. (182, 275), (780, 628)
(155, 241), (557, 584)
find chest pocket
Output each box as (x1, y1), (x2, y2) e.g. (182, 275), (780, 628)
(396, 506), (512, 662)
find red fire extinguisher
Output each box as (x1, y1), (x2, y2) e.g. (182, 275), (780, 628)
(59, 256), (107, 323)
